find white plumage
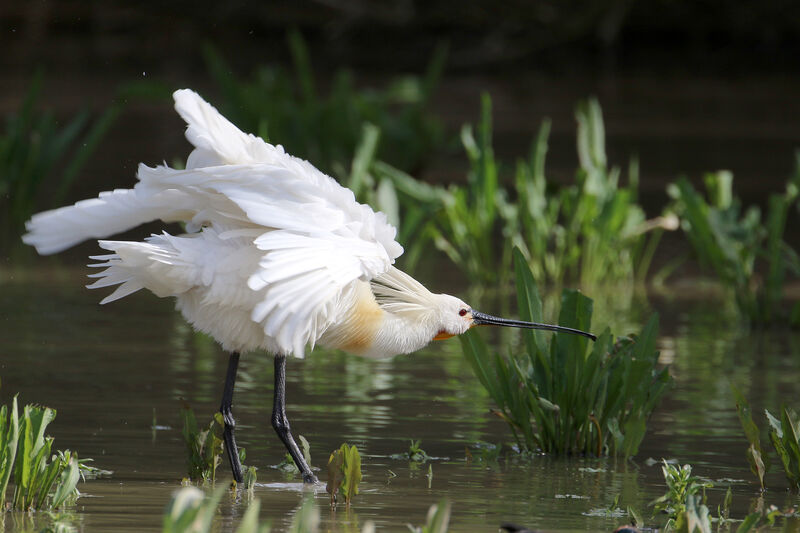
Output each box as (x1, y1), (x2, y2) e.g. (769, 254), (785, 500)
(24, 89), (407, 358)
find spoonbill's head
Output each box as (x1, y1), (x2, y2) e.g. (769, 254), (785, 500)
(431, 293), (597, 342)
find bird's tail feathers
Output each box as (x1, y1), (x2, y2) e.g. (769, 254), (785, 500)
(87, 235), (195, 304)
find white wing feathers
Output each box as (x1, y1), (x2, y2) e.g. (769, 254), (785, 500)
(24, 88), (404, 357)
(174, 88), (255, 168)
(22, 188), (195, 255)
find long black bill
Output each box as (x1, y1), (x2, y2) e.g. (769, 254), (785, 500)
(471, 310), (597, 341)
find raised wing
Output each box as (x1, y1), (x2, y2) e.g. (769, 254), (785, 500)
(78, 89), (404, 356)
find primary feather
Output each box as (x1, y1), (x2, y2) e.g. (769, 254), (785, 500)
(23, 89), (404, 357)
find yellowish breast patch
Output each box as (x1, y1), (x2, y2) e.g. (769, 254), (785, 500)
(337, 287), (385, 354)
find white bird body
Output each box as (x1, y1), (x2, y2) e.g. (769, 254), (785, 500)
(23, 89), (471, 359)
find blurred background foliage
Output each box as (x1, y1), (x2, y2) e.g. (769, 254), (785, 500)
(2, 1), (800, 323)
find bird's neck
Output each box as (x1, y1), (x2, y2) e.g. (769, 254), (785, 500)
(365, 311), (438, 359)
(318, 280), (437, 359)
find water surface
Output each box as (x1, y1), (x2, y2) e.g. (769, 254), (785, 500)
(2, 267), (800, 531)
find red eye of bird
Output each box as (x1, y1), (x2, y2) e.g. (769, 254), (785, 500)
(459, 309), (467, 317)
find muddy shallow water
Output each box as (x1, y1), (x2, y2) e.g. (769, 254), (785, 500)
(2, 267), (800, 531)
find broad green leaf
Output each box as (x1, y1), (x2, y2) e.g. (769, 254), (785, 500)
(326, 447), (344, 505)
(51, 457), (79, 509)
(631, 314), (659, 361)
(375, 178), (400, 228)
(735, 513), (762, 533)
(513, 247), (547, 359)
(348, 123), (380, 196)
(459, 331), (502, 405)
(0, 396), (19, 504)
(732, 387), (763, 449)
(341, 444), (362, 504)
(746, 444), (767, 490)
(621, 416), (646, 457)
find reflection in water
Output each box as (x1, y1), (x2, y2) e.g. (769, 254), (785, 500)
(2, 270), (800, 530)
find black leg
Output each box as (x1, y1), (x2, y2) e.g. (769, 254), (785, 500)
(220, 351), (243, 483)
(272, 354), (317, 483)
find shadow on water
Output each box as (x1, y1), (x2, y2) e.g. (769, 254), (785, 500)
(2, 267), (800, 530)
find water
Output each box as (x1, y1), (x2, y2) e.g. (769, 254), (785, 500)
(2, 267), (800, 531)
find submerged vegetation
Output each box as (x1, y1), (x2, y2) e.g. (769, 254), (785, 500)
(431, 95), (672, 287)
(460, 248), (671, 456)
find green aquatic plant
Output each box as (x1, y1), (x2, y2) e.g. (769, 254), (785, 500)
(734, 390), (800, 491)
(326, 443), (362, 507)
(671, 494), (712, 533)
(430, 95), (671, 287)
(732, 387), (770, 490)
(668, 161), (800, 325)
(651, 465), (764, 533)
(512, 98), (673, 287)
(242, 465), (257, 491)
(0, 396), (20, 505)
(765, 405), (800, 491)
(408, 439), (432, 463)
(652, 461), (713, 523)
(391, 439), (432, 463)
(12, 406), (81, 511)
(460, 248), (670, 456)
(429, 94), (502, 284)
(0, 71), (119, 252)
(464, 441), (501, 464)
(181, 406), (236, 484)
(0, 397), (84, 511)
(369, 156), (449, 272)
(273, 434), (311, 478)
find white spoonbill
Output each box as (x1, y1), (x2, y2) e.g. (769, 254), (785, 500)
(23, 89), (595, 484)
